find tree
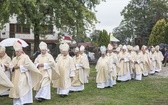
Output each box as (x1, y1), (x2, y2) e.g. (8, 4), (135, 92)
(114, 0), (168, 44)
(113, 20), (133, 44)
(98, 30), (110, 47)
(73, 34), (91, 42)
(148, 18), (168, 45)
(0, 0), (103, 52)
(90, 30), (101, 46)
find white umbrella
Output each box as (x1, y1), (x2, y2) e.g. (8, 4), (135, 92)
(0, 38), (29, 47)
(110, 34), (120, 42)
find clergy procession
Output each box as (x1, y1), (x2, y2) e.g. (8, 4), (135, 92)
(0, 39), (165, 105)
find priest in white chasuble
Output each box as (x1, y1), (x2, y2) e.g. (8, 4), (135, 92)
(117, 45), (131, 81)
(149, 47), (157, 74)
(141, 45), (151, 76)
(107, 44), (118, 85)
(34, 41), (55, 101)
(0, 66), (13, 95)
(0, 45), (12, 96)
(70, 47), (84, 92)
(132, 46), (143, 80)
(127, 45), (136, 79)
(115, 47), (121, 78)
(96, 46), (113, 89)
(9, 41), (42, 105)
(80, 45), (90, 83)
(55, 43), (76, 97)
(154, 45), (164, 72)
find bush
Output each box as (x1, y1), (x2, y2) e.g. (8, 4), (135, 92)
(148, 18), (168, 45)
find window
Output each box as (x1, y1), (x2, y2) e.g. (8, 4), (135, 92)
(15, 24), (30, 34)
(23, 25), (30, 33)
(10, 24), (30, 35)
(10, 24), (15, 38)
(16, 24), (22, 33)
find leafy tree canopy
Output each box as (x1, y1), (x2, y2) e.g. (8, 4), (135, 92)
(98, 29), (110, 47)
(148, 18), (168, 45)
(0, 0), (103, 51)
(113, 0), (168, 44)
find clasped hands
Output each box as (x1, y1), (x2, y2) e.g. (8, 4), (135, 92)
(134, 61), (138, 64)
(37, 63), (44, 68)
(120, 58), (124, 60)
(13, 65), (19, 69)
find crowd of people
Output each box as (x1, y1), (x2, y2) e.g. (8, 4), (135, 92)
(95, 44), (165, 89)
(0, 41), (90, 105)
(0, 40), (166, 105)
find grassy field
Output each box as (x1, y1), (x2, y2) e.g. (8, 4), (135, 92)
(1, 66), (168, 105)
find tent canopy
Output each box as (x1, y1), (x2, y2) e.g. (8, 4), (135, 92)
(110, 34), (119, 42)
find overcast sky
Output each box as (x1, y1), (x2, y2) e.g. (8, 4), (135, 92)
(95, 0), (131, 33)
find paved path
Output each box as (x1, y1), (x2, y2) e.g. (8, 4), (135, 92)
(154, 66), (168, 78)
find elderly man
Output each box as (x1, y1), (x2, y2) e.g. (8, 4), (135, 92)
(70, 47), (85, 92)
(107, 44), (118, 85)
(127, 45), (135, 79)
(96, 46), (113, 88)
(9, 41), (42, 105)
(80, 45), (90, 83)
(0, 45), (11, 96)
(34, 42), (55, 102)
(55, 43), (75, 97)
(149, 47), (156, 74)
(141, 45), (151, 76)
(132, 46), (143, 80)
(155, 45), (164, 72)
(117, 45), (131, 81)
(0, 66), (13, 96)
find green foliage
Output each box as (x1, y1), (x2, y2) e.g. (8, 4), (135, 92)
(113, 21), (133, 44)
(114, 0), (168, 44)
(90, 30), (101, 46)
(0, 0), (102, 29)
(73, 34), (91, 42)
(148, 18), (168, 45)
(98, 29), (110, 47)
(0, 0), (103, 51)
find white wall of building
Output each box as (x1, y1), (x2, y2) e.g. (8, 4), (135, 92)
(0, 23), (9, 38)
(0, 15), (58, 41)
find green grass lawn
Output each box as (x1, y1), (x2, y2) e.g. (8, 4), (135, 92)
(1, 65), (168, 105)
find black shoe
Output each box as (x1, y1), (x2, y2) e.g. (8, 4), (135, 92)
(37, 98), (44, 102)
(60, 94), (64, 98)
(155, 71), (159, 73)
(60, 94), (68, 98)
(105, 86), (111, 88)
(77, 91), (82, 92)
(0, 95), (9, 97)
(116, 80), (121, 82)
(69, 91), (74, 93)
(24, 103), (32, 105)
